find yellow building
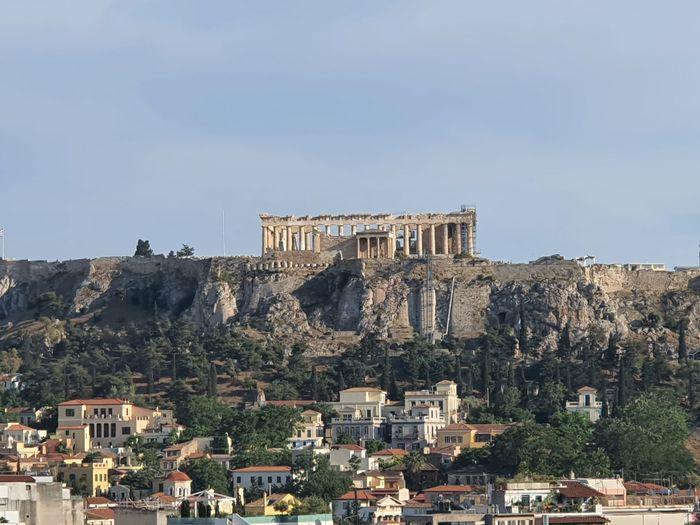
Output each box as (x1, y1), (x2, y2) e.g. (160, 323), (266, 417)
(246, 493), (301, 516)
(57, 398), (176, 448)
(436, 423), (513, 449)
(58, 458), (110, 496)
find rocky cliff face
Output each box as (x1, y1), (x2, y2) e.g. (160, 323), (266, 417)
(1, 256), (698, 357)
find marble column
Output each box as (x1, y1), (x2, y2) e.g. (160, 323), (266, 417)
(338, 225), (344, 237)
(305, 231), (312, 252)
(403, 225), (410, 256)
(299, 226), (306, 251)
(261, 226), (267, 255)
(286, 227), (293, 252)
(442, 223), (449, 255)
(325, 225), (331, 236)
(455, 223), (463, 255)
(429, 224), (436, 255)
(273, 227), (280, 251)
(467, 222), (475, 256)
(351, 225), (357, 236)
(416, 225), (423, 256)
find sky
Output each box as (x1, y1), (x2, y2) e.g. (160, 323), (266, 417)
(1, 1), (699, 267)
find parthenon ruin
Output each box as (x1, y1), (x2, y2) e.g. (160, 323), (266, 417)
(259, 208), (477, 259)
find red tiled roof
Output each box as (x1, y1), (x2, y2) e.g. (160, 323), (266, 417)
(547, 516), (608, 524)
(623, 481), (668, 494)
(59, 398), (128, 406)
(422, 484), (476, 493)
(5, 424), (34, 431)
(86, 508), (115, 520)
(166, 470), (192, 482)
(151, 492), (178, 503)
(558, 481), (605, 498)
(86, 496), (114, 506)
(0, 475), (35, 483)
(332, 444), (365, 451)
(371, 448), (408, 457)
(232, 465), (291, 472)
(336, 490), (377, 501)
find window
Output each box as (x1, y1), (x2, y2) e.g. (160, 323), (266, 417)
(236, 476), (241, 483)
(93, 409), (99, 415)
(277, 476), (281, 483)
(111, 423), (116, 437)
(65, 409), (75, 417)
(268, 476), (272, 483)
(108, 408), (113, 416)
(122, 427), (131, 435)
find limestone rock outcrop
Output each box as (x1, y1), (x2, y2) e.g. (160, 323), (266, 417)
(0, 256), (698, 358)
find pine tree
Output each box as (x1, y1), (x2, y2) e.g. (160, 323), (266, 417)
(678, 319), (688, 362)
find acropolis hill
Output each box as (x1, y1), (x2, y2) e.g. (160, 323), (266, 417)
(0, 208), (699, 358)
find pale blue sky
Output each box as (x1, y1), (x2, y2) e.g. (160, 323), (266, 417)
(1, 1), (699, 266)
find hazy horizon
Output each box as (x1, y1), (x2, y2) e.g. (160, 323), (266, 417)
(1, 2), (699, 267)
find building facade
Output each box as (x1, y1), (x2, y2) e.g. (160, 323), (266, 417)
(57, 398), (177, 448)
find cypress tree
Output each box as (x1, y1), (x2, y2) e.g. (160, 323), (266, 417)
(381, 347), (391, 392)
(338, 369), (346, 391)
(678, 319), (688, 362)
(311, 366), (320, 401)
(518, 301), (529, 359)
(481, 340), (492, 407)
(688, 367), (696, 408)
(558, 323), (571, 359)
(208, 363), (218, 397)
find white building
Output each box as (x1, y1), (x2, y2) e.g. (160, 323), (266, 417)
(404, 381), (461, 423)
(491, 481), (553, 513)
(288, 410), (325, 449)
(330, 387), (389, 444)
(0, 474), (84, 525)
(565, 387), (603, 423)
(389, 405), (445, 451)
(232, 466), (293, 493)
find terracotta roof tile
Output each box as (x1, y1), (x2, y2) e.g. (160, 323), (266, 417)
(232, 465), (291, 472)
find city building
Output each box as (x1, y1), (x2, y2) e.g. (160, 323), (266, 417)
(246, 493), (301, 516)
(232, 465), (293, 493)
(153, 470), (192, 498)
(436, 423), (513, 449)
(57, 398), (177, 448)
(330, 387), (388, 443)
(0, 474), (84, 525)
(565, 387), (603, 423)
(404, 381), (461, 423)
(288, 410), (324, 449)
(57, 458), (111, 497)
(389, 405), (445, 450)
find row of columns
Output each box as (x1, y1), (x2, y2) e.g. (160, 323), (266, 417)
(262, 222), (475, 257)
